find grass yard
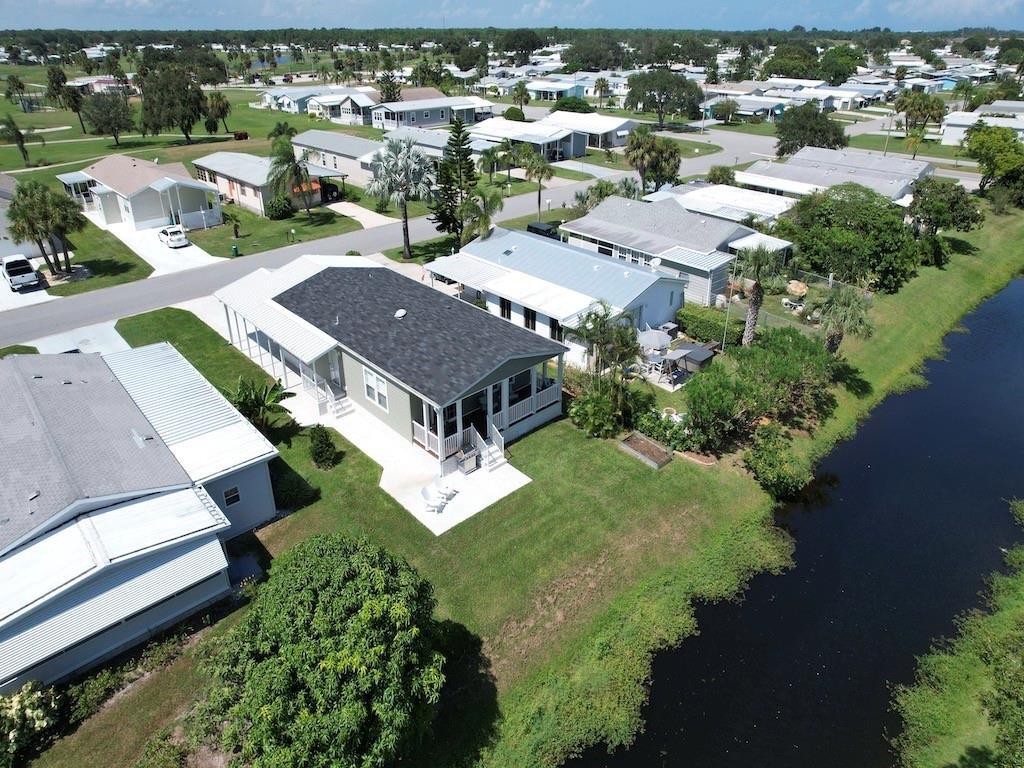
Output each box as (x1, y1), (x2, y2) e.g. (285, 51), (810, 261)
(0, 344), (37, 357)
(343, 183), (432, 220)
(382, 234), (457, 264)
(664, 136), (724, 158)
(189, 205), (362, 259)
(580, 147), (632, 170)
(46, 220), (153, 297)
(711, 121), (777, 136)
(847, 133), (968, 161)
(551, 165), (593, 181)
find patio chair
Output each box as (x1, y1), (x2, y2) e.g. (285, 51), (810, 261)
(433, 476), (458, 501)
(421, 487), (445, 515)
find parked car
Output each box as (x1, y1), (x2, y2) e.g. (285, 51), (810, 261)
(2, 256), (40, 292)
(781, 297), (805, 312)
(157, 225), (190, 248)
(526, 221), (560, 239)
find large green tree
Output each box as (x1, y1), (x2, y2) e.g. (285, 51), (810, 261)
(6, 181), (60, 275)
(964, 123), (1024, 191)
(62, 86), (86, 133)
(206, 91), (232, 133)
(624, 69), (702, 129)
(909, 176), (985, 264)
(814, 285), (874, 355)
(522, 150), (553, 219)
(205, 535), (445, 768)
(80, 92), (135, 146)
(45, 66), (67, 107)
(429, 117), (477, 241)
(737, 245), (783, 347)
(775, 102), (848, 157)
(377, 72), (401, 103)
(624, 125), (657, 190)
(0, 115), (42, 167)
(140, 66), (207, 143)
(268, 137), (315, 219)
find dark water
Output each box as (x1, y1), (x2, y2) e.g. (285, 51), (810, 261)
(572, 278), (1024, 768)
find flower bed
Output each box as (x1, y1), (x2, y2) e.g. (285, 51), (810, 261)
(617, 431), (673, 469)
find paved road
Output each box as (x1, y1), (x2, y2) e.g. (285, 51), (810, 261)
(0, 175), (613, 348)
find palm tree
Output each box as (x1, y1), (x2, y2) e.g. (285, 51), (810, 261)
(522, 151), (553, 220)
(0, 115), (42, 167)
(62, 86), (86, 133)
(230, 377), (295, 433)
(594, 76), (610, 108)
(222, 207), (241, 239)
(268, 137), (314, 219)
(317, 65), (331, 84)
(616, 177), (642, 200)
(953, 79), (976, 111)
(207, 92), (232, 133)
(815, 286), (874, 354)
(459, 186), (504, 244)
(6, 181), (59, 275)
(905, 126), (926, 159)
(737, 245), (782, 347)
(4, 74), (25, 103)
(476, 146), (501, 185)
(497, 138), (517, 183)
(624, 125), (657, 191)
(366, 138), (434, 260)
(511, 80), (530, 110)
(568, 300), (641, 423)
(267, 121), (297, 141)
(46, 192), (86, 273)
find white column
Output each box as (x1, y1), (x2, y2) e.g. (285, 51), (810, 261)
(242, 318), (253, 358)
(501, 378), (510, 427)
(223, 304), (234, 345)
(436, 405), (445, 465)
(455, 397), (464, 442)
(256, 330), (266, 370)
(529, 366), (537, 409)
(279, 346), (289, 387)
(557, 354), (565, 408)
(421, 400), (429, 440)
(486, 383), (494, 437)
(231, 310), (243, 351)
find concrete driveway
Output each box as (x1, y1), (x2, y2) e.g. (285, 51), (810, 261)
(0, 276), (55, 312)
(28, 321), (129, 355)
(327, 201), (395, 229)
(107, 222), (226, 277)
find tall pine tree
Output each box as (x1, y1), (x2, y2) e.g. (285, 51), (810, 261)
(429, 117), (478, 241)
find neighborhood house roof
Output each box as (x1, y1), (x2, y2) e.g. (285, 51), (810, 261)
(193, 152), (274, 187)
(563, 196), (754, 258)
(649, 183), (797, 223)
(468, 116), (572, 144)
(0, 353), (190, 556)
(273, 262), (566, 406)
(536, 110), (636, 135)
(292, 129), (385, 160)
(372, 95), (491, 112)
(77, 155), (194, 198)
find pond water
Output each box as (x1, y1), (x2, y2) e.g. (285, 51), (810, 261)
(571, 278), (1024, 768)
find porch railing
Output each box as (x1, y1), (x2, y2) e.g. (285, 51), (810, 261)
(535, 384), (561, 412)
(508, 396), (533, 425)
(490, 418), (505, 457)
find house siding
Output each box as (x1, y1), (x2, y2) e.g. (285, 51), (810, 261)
(340, 349), (414, 439)
(203, 461), (277, 536)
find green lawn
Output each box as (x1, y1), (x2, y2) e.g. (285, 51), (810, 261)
(500, 206), (579, 230)
(579, 147), (632, 170)
(47, 220), (153, 297)
(711, 121), (777, 136)
(189, 205), (362, 259)
(664, 136), (724, 158)
(847, 133), (968, 161)
(382, 234), (457, 264)
(343, 184), (432, 220)
(551, 166), (593, 181)
(0, 344), (37, 357)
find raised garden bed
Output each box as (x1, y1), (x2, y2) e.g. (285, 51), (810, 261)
(618, 431), (673, 469)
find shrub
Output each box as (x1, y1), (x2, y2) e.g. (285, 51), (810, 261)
(677, 303), (744, 346)
(568, 387), (619, 438)
(64, 666), (122, 725)
(503, 106), (525, 122)
(550, 95), (594, 113)
(308, 424), (336, 469)
(345, 249), (361, 256)
(264, 194), (293, 220)
(685, 363), (752, 453)
(1, 682), (60, 768)
(133, 733), (187, 768)
(705, 165), (735, 185)
(760, 273), (788, 295)
(634, 408), (692, 452)
(743, 423), (812, 499)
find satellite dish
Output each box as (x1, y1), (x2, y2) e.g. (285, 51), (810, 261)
(394, 309), (407, 320)
(650, 257), (662, 268)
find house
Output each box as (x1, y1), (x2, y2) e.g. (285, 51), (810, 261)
(215, 257), (566, 475)
(56, 156), (222, 231)
(561, 196), (789, 306)
(644, 182), (798, 225)
(427, 228), (685, 368)
(307, 86), (445, 125)
(525, 79), (585, 101)
(941, 111), (1024, 145)
(381, 127), (497, 164)
(763, 77), (828, 90)
(977, 100), (1024, 116)
(290, 130), (385, 186)
(735, 146), (933, 204)
(702, 94), (788, 122)
(258, 85), (347, 113)
(369, 96), (494, 131)
(0, 344), (277, 692)
(0, 172), (44, 260)
(192, 151), (339, 216)
(535, 110), (637, 148)
(468, 116), (588, 161)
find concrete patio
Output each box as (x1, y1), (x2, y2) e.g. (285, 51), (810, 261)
(178, 295), (533, 536)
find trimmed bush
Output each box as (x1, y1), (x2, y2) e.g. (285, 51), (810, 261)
(677, 303), (744, 346)
(705, 165), (735, 185)
(1, 682), (60, 768)
(634, 408), (692, 452)
(568, 388), (619, 438)
(743, 423), (812, 499)
(264, 194), (294, 220)
(503, 106), (526, 122)
(308, 424), (336, 469)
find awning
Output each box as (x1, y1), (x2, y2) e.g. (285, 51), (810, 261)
(728, 232), (792, 252)
(55, 170), (92, 186)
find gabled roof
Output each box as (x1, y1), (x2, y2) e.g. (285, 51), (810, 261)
(0, 353), (191, 556)
(468, 116), (572, 144)
(273, 263), (566, 406)
(79, 155), (194, 198)
(372, 95), (491, 112)
(291, 129), (384, 160)
(537, 110), (637, 135)
(562, 196), (754, 256)
(193, 152), (274, 188)
(648, 183), (797, 223)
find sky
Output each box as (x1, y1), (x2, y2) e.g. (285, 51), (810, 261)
(2, 0), (1023, 33)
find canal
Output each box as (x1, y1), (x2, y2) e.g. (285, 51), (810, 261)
(572, 278), (1024, 768)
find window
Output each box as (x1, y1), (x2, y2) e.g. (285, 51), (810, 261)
(669, 291), (675, 307)
(363, 367), (389, 411)
(424, 110), (431, 118)
(409, 112), (416, 123)
(439, 109), (446, 120)
(499, 297), (511, 320)
(195, 167), (207, 182)
(524, 307), (536, 331)
(223, 486), (241, 507)
(550, 318), (563, 342)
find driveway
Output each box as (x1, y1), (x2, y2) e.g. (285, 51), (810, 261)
(552, 159), (620, 179)
(28, 321), (129, 354)
(85, 212), (226, 278)
(0, 275), (55, 312)
(327, 201), (395, 229)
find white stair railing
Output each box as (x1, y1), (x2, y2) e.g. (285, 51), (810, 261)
(490, 419), (505, 458)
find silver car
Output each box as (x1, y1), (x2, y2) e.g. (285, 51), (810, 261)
(157, 225), (190, 248)
(2, 256), (40, 292)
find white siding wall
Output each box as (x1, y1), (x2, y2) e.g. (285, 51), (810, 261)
(482, 290), (588, 367)
(204, 461), (277, 536)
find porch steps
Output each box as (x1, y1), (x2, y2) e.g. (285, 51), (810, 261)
(480, 441), (506, 471)
(332, 396), (354, 419)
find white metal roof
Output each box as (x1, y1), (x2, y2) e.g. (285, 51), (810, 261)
(103, 343), (277, 483)
(727, 232), (792, 252)
(660, 245), (737, 272)
(0, 486), (227, 630)
(537, 110), (636, 135)
(215, 256), (376, 366)
(657, 184), (797, 223)
(468, 116), (572, 144)
(373, 95), (490, 112)
(0, 535), (227, 685)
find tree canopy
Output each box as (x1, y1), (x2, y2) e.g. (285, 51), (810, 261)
(205, 535), (445, 768)
(624, 69), (702, 129)
(80, 92), (134, 145)
(549, 95), (594, 113)
(775, 101), (848, 157)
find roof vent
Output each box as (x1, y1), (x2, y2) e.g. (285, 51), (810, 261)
(394, 308), (407, 320)
(28, 491), (39, 502)
(62, 379), (72, 385)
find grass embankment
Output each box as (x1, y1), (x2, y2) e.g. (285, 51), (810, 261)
(893, 506), (1024, 768)
(189, 205), (362, 258)
(710, 121), (777, 136)
(847, 134), (969, 162)
(47, 220), (153, 296)
(0, 344), (37, 357)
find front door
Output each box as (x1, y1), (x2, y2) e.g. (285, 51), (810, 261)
(328, 350), (342, 387)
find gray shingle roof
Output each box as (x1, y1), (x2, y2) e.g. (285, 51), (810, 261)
(563, 196), (753, 255)
(0, 354), (190, 556)
(274, 267), (565, 405)
(291, 130), (384, 160)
